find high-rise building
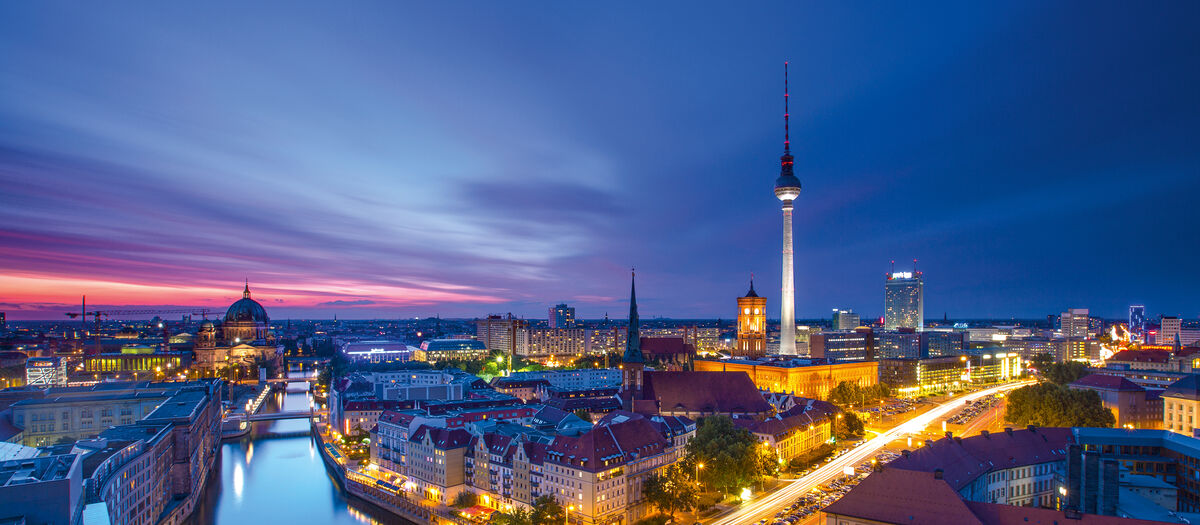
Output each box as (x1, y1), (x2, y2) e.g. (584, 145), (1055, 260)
(548, 303), (576, 329)
(475, 315), (527, 358)
(1160, 316), (1182, 346)
(774, 63), (802, 356)
(832, 309), (860, 330)
(1129, 305), (1146, 337)
(1060, 308), (1090, 339)
(809, 328), (873, 361)
(875, 330), (922, 359)
(884, 270), (923, 331)
(736, 279), (767, 358)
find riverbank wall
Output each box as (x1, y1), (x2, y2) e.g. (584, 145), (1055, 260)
(314, 421), (435, 524)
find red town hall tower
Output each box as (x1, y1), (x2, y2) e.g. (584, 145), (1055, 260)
(736, 278), (767, 358)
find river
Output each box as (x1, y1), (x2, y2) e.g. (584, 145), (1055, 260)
(185, 366), (410, 525)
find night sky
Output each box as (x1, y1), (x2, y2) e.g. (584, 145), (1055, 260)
(2, 2), (1198, 321)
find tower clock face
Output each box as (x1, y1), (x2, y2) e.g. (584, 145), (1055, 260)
(744, 308), (750, 315)
(754, 308), (760, 315)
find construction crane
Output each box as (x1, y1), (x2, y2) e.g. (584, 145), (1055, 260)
(66, 307), (214, 356)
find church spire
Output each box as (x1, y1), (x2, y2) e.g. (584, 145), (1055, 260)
(243, 279), (251, 299)
(623, 269), (644, 363)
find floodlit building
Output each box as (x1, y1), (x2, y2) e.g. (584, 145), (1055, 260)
(1061, 308), (1091, 339)
(1162, 374), (1200, 436)
(879, 354), (1021, 397)
(1068, 374), (1163, 429)
(25, 356), (67, 387)
(414, 339), (488, 363)
(694, 357), (878, 400)
(832, 309), (860, 331)
(884, 270), (923, 331)
(735, 280), (768, 358)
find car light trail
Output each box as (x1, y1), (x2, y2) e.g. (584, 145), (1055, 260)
(710, 380), (1033, 525)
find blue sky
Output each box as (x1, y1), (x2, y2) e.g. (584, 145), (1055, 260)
(1, 2), (1197, 320)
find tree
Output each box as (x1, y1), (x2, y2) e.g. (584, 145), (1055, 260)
(1030, 353), (1054, 373)
(1004, 383), (1115, 428)
(1044, 362), (1090, 385)
(491, 507), (533, 525)
(529, 495), (565, 525)
(642, 464), (698, 520)
(685, 416), (758, 495)
(572, 409), (592, 423)
(834, 412), (865, 441)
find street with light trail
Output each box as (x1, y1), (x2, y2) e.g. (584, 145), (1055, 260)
(708, 380), (1034, 525)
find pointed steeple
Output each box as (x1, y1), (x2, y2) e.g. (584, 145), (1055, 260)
(745, 274), (759, 298)
(624, 269), (644, 363)
(243, 280), (251, 299)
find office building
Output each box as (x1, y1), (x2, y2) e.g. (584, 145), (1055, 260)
(341, 340), (415, 363)
(921, 330), (969, 357)
(876, 330), (922, 359)
(1159, 316), (1181, 346)
(809, 329), (873, 361)
(476, 315), (527, 356)
(774, 64), (801, 356)
(548, 303), (576, 329)
(1061, 308), (1091, 339)
(1130, 306), (1146, 338)
(1068, 374), (1163, 429)
(884, 270), (924, 331)
(25, 357), (68, 387)
(832, 309), (860, 331)
(413, 339), (488, 363)
(520, 328), (586, 361)
(735, 280), (768, 358)
(879, 354), (1022, 397)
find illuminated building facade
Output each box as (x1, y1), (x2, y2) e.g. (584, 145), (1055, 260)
(1163, 375), (1200, 436)
(1130, 305), (1146, 339)
(878, 353), (1021, 397)
(884, 270), (924, 331)
(476, 315), (527, 356)
(809, 329), (873, 361)
(735, 280), (767, 358)
(832, 309), (860, 330)
(694, 357), (878, 399)
(520, 328), (586, 360)
(24, 356), (67, 387)
(1060, 308), (1091, 339)
(83, 351), (189, 375)
(876, 330), (922, 359)
(1068, 374), (1163, 429)
(414, 339), (488, 363)
(548, 303), (576, 329)
(1159, 316), (1181, 346)
(193, 283), (281, 374)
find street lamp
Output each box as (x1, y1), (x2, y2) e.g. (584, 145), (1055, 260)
(565, 504), (573, 525)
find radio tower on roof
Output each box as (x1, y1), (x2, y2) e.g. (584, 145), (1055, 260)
(774, 62), (802, 355)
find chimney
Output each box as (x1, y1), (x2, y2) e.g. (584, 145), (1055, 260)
(980, 430), (990, 439)
(933, 468), (944, 480)
(1005, 427), (1013, 436)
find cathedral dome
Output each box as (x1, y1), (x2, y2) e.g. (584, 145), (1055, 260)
(225, 284), (269, 324)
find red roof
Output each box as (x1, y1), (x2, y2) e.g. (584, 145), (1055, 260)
(546, 412), (669, 472)
(964, 501), (1167, 524)
(1109, 349), (1169, 364)
(887, 427), (1072, 491)
(1070, 374), (1145, 392)
(639, 337), (696, 357)
(823, 468), (982, 525)
(640, 371), (772, 415)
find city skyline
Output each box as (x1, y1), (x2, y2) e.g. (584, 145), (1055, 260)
(3, 3), (1199, 320)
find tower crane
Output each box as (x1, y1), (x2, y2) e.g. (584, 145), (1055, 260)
(66, 307), (214, 356)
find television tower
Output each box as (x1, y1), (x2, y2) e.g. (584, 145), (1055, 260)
(774, 62), (802, 355)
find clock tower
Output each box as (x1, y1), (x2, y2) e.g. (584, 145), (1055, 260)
(736, 278), (768, 358)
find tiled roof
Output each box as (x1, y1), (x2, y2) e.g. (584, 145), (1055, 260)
(1109, 349), (1169, 364)
(1163, 374), (1200, 401)
(639, 337), (696, 357)
(641, 371), (772, 415)
(546, 412), (669, 472)
(749, 399), (838, 436)
(823, 468), (983, 525)
(410, 424), (472, 449)
(886, 427), (1072, 491)
(964, 501), (1168, 524)
(1070, 374), (1145, 392)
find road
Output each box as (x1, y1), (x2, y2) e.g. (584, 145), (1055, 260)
(709, 380), (1033, 525)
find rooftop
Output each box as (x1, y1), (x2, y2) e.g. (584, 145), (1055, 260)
(1071, 374), (1146, 392)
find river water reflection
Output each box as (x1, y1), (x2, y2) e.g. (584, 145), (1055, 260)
(186, 367), (409, 525)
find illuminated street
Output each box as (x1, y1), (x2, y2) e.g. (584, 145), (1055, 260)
(709, 380), (1034, 525)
